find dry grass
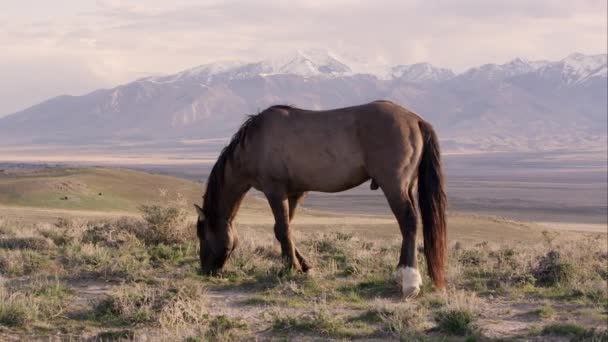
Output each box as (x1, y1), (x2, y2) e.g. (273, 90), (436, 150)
(0, 205), (606, 341)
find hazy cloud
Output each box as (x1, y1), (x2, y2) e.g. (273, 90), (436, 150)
(1, 0), (606, 115)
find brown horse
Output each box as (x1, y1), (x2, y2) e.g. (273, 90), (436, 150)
(194, 100), (446, 297)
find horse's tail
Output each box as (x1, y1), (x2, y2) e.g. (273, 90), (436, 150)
(417, 120), (447, 288)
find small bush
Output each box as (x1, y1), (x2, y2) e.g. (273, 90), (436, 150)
(138, 201), (190, 245)
(93, 286), (158, 324)
(0, 237), (50, 251)
(377, 304), (426, 339)
(81, 221), (137, 248)
(158, 281), (207, 329)
(39, 229), (73, 247)
(272, 310), (347, 337)
(434, 309), (474, 335)
(0, 290), (32, 327)
(458, 249), (485, 266)
(205, 315), (247, 341)
(529, 305), (555, 319)
(0, 250), (50, 276)
(534, 250), (575, 286)
(148, 244), (192, 265)
(94, 281), (206, 328)
(0, 307), (28, 327)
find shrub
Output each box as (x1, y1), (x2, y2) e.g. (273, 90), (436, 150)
(81, 221), (138, 248)
(0, 237), (50, 251)
(158, 281), (207, 329)
(534, 250), (575, 287)
(377, 304), (427, 339)
(39, 229), (73, 247)
(272, 310), (346, 337)
(93, 285), (158, 324)
(138, 197), (191, 245)
(205, 315), (247, 341)
(94, 281), (207, 328)
(0, 250), (50, 276)
(458, 249), (485, 266)
(529, 305), (555, 319)
(434, 309), (474, 335)
(0, 289), (33, 327)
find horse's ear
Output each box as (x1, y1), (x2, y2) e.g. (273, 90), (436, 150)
(194, 204), (204, 219)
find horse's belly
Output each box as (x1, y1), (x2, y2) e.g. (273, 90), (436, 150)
(289, 163), (370, 193)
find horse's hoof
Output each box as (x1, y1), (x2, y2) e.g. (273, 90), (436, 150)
(394, 266), (422, 299)
(402, 286), (420, 299)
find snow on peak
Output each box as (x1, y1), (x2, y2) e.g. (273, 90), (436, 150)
(461, 57), (549, 81)
(141, 61), (244, 84)
(557, 53), (607, 84)
(258, 49), (351, 77)
(138, 51), (606, 86)
(389, 63), (455, 82)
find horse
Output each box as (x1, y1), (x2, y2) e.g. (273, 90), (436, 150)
(194, 100), (446, 297)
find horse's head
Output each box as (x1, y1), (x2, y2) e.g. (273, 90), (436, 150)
(194, 204), (237, 275)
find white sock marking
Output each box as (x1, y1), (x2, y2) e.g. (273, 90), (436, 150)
(395, 266), (422, 298)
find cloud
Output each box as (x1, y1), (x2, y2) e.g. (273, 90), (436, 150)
(0, 0), (606, 115)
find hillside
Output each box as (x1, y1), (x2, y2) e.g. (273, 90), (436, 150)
(0, 167), (200, 212)
(0, 166), (263, 216)
(0, 51), (605, 152)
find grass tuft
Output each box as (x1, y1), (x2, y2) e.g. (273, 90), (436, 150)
(0, 237), (50, 251)
(434, 309), (474, 336)
(529, 305), (555, 319)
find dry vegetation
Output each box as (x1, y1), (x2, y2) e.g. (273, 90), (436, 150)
(0, 199), (606, 341)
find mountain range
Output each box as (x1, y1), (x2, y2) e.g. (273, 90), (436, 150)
(0, 50), (606, 152)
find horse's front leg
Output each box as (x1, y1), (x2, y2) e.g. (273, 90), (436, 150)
(266, 192), (303, 271)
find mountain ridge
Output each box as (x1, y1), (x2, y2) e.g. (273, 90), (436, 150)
(1, 51), (606, 153)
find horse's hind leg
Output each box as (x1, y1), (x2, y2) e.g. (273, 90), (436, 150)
(383, 182), (422, 299)
(266, 192), (303, 271)
(288, 192), (311, 272)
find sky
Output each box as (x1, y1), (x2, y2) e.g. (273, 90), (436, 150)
(1, 0), (606, 116)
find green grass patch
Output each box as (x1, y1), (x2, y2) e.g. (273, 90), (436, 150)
(337, 274), (398, 299)
(92, 330), (135, 341)
(0, 294), (30, 327)
(272, 311), (358, 338)
(434, 309), (475, 336)
(205, 315), (248, 341)
(528, 305), (555, 319)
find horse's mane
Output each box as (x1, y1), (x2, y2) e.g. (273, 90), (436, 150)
(202, 105), (293, 227)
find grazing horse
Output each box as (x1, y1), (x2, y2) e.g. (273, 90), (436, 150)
(194, 100), (446, 297)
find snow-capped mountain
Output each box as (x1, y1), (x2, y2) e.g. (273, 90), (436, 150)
(143, 50), (353, 83)
(457, 58), (549, 82)
(0, 51), (605, 152)
(537, 53), (607, 85)
(140, 51), (605, 86)
(141, 50), (453, 83)
(389, 63), (455, 82)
